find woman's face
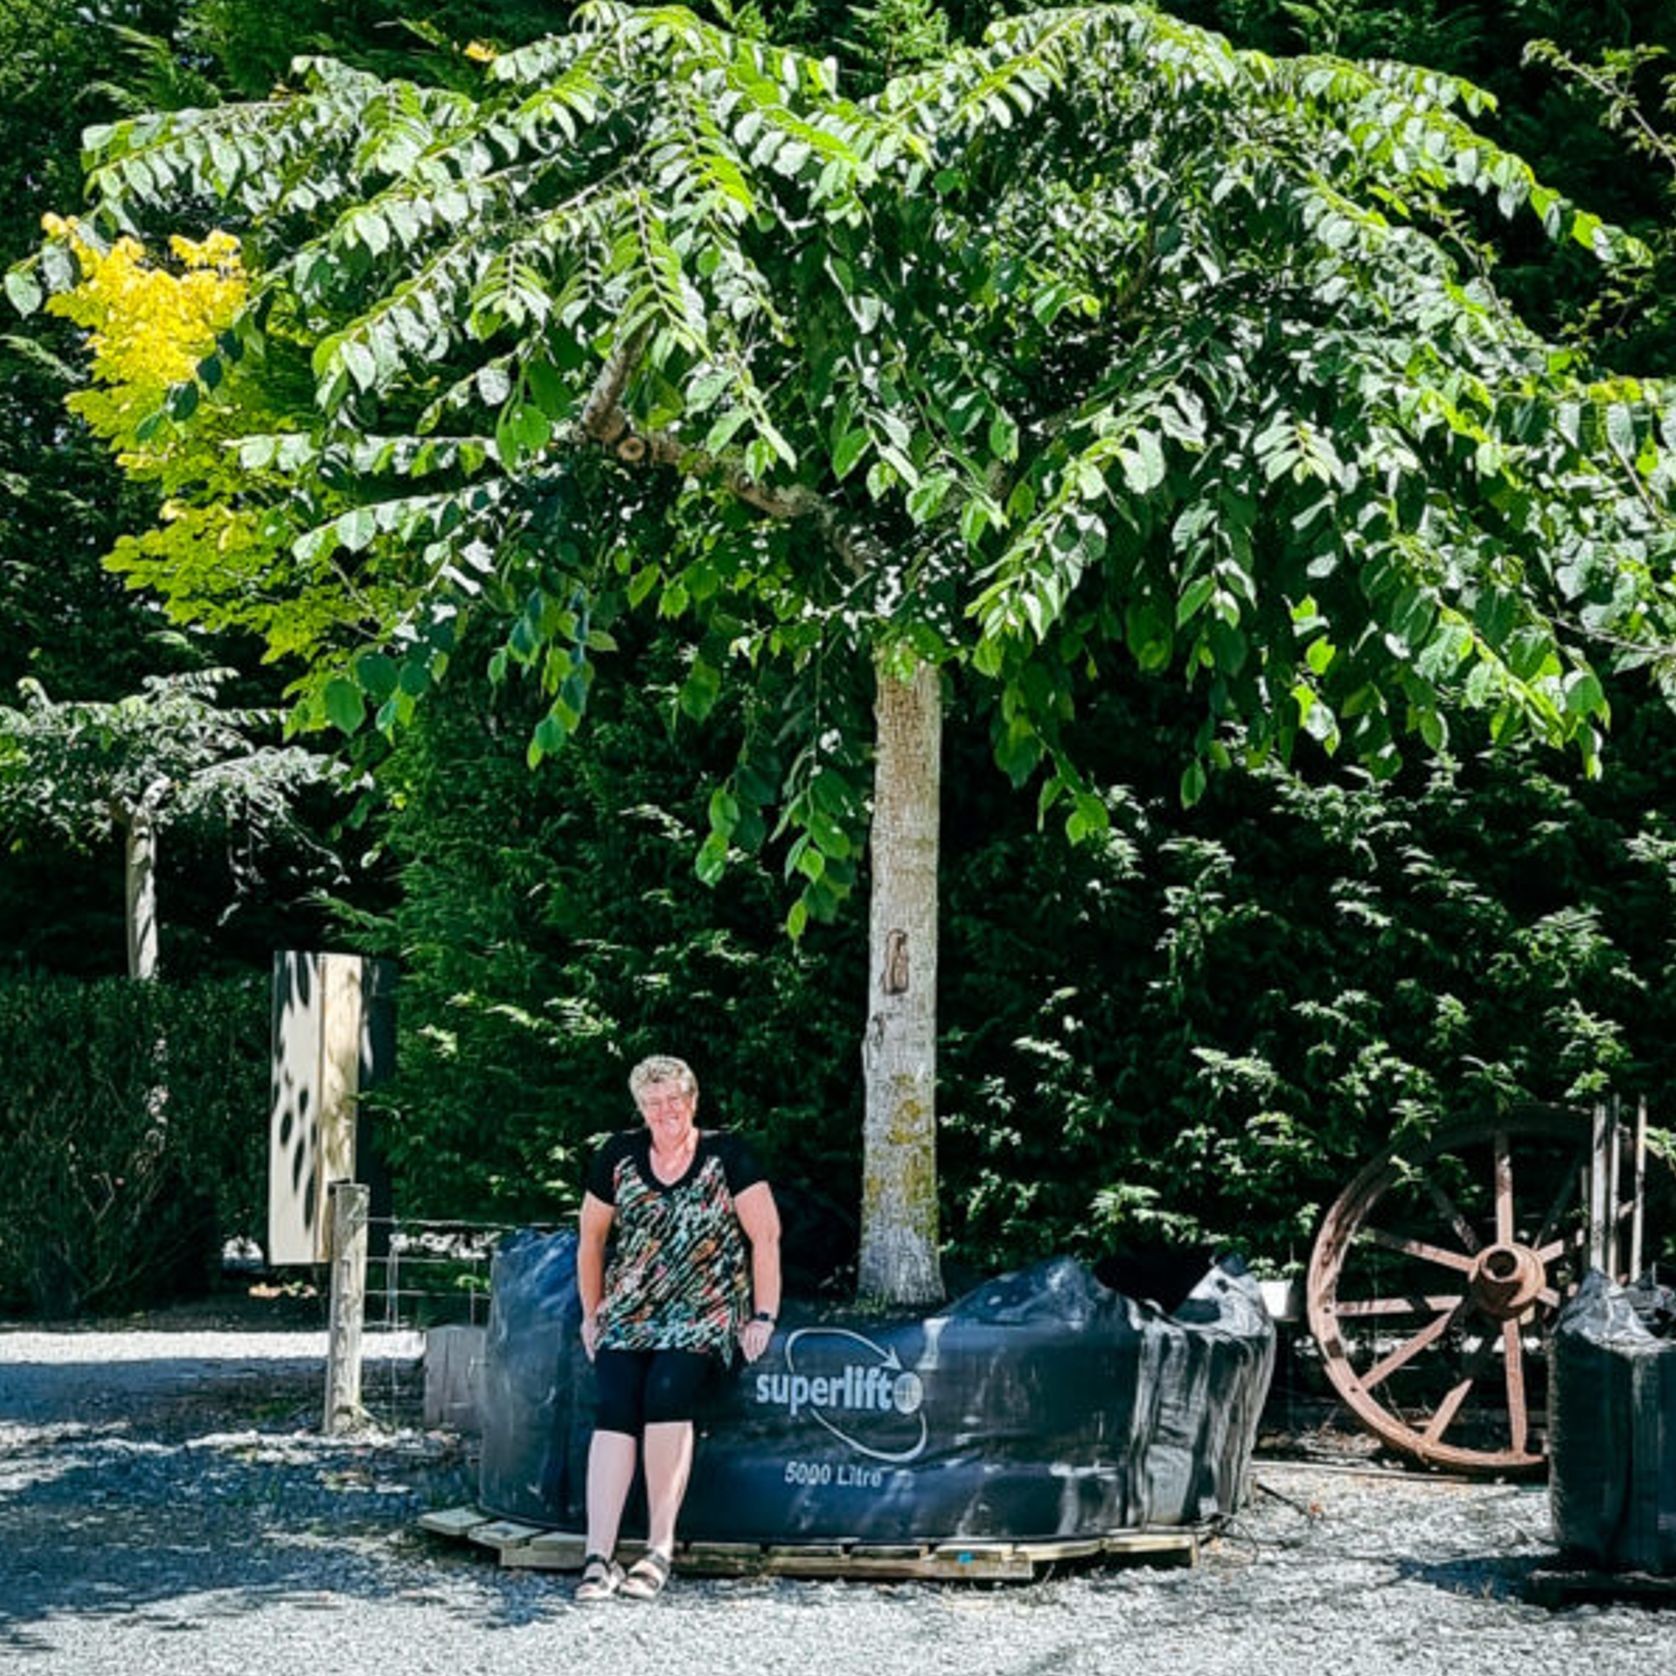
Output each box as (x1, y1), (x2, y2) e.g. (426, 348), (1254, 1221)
(637, 1079), (697, 1146)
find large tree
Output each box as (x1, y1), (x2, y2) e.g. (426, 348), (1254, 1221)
(13, 2), (1676, 1300)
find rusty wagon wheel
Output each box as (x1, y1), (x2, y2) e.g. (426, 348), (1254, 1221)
(1306, 1108), (1649, 1476)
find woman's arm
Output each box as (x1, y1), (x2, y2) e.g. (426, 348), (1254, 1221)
(734, 1181), (781, 1363)
(577, 1190), (615, 1359)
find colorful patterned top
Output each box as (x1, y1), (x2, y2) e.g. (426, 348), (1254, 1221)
(585, 1128), (766, 1358)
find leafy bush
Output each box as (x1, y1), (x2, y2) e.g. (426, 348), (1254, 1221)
(936, 673), (1676, 1276)
(0, 974), (268, 1316)
(358, 625), (1676, 1291)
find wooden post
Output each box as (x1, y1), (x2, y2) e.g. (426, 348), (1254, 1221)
(323, 1181), (370, 1435)
(1587, 1102), (1615, 1278)
(1608, 1094), (1623, 1279)
(1630, 1097), (1648, 1280)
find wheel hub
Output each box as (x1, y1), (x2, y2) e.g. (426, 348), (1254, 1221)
(1468, 1241), (1545, 1319)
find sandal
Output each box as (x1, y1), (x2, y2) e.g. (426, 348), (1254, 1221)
(618, 1549), (673, 1600)
(573, 1552), (623, 1603)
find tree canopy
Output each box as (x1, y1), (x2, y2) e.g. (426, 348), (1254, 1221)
(14, 2), (1675, 922)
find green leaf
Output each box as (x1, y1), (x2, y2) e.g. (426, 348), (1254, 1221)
(354, 652), (400, 701)
(526, 356), (568, 415)
(705, 408), (750, 453)
(681, 369), (725, 412)
(1305, 637), (1336, 676)
(324, 677), (366, 735)
(337, 506), (378, 552)
(708, 787), (741, 838)
(906, 470), (955, 524)
(534, 712), (568, 755)
(678, 658), (721, 720)
(808, 809), (851, 858)
(695, 830), (729, 885)
(5, 268), (43, 316)
(832, 428), (869, 480)
(1124, 599), (1172, 672)
(1064, 792), (1109, 844)
(342, 339), (378, 391)
(1605, 403), (1635, 458)
(512, 403), (553, 451)
(1176, 576), (1216, 627)
(1563, 669), (1605, 721)
(627, 565), (661, 608)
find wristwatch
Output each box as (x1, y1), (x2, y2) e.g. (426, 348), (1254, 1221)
(751, 1310), (776, 1325)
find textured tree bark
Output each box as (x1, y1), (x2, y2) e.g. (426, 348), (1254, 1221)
(124, 810), (159, 980)
(858, 653), (944, 1305)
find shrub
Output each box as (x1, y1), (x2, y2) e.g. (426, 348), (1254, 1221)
(0, 973), (268, 1316)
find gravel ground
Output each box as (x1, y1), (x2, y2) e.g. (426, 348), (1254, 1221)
(2, 1323), (1670, 1676)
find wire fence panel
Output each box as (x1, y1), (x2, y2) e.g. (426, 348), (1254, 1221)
(354, 1216), (561, 1430)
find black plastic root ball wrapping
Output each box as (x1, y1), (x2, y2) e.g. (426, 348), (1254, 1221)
(476, 1230), (1275, 1543)
(1550, 1268), (1676, 1573)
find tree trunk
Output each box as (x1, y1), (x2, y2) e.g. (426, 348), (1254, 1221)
(124, 809), (159, 980)
(857, 653), (944, 1305)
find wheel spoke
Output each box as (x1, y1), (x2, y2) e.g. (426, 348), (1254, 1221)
(1537, 1225), (1587, 1264)
(1534, 1151), (1586, 1252)
(1357, 1226), (1475, 1273)
(1494, 1129), (1514, 1245)
(1419, 1170), (1481, 1255)
(1333, 1294), (1463, 1318)
(1363, 1301), (1466, 1392)
(1503, 1320), (1529, 1456)
(1420, 1333), (1498, 1447)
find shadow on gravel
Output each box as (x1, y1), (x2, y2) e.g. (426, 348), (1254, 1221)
(1392, 1552), (1547, 1602)
(0, 1355), (329, 1428)
(0, 1354), (490, 1655)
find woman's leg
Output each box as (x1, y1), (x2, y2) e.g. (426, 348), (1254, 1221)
(639, 1350), (715, 1556)
(586, 1349), (647, 1560)
(585, 1431), (639, 1557)
(640, 1421), (695, 1556)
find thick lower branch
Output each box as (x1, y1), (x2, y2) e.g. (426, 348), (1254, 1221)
(577, 337), (870, 580)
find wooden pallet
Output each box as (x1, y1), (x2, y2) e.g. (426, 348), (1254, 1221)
(1525, 1566), (1676, 1609)
(416, 1505), (1200, 1582)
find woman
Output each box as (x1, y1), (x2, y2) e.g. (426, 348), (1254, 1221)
(574, 1054), (781, 1601)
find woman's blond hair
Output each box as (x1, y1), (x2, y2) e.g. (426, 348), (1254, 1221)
(628, 1055), (697, 1101)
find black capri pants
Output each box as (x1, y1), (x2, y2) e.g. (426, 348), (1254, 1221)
(592, 1347), (716, 1436)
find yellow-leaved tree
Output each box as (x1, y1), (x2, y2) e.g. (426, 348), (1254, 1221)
(42, 216), (246, 466)
(3, 219), (339, 978)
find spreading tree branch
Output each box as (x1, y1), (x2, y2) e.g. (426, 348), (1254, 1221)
(577, 330), (872, 580)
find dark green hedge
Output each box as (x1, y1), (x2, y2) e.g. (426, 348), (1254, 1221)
(351, 617), (1676, 1291)
(0, 974), (268, 1316)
